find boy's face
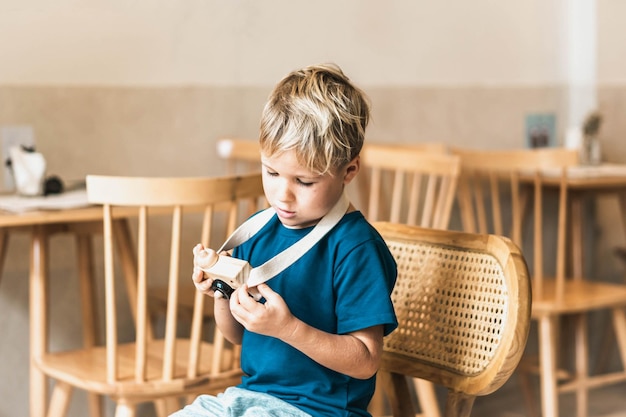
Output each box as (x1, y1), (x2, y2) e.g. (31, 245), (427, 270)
(261, 150), (359, 229)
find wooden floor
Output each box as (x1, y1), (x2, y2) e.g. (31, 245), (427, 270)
(469, 376), (626, 417)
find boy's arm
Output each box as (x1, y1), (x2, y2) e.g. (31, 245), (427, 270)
(283, 321), (383, 379)
(214, 296), (244, 344)
(230, 283), (383, 379)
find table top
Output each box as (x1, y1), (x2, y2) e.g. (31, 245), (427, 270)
(0, 188), (200, 228)
(526, 163), (626, 190)
(0, 189), (140, 227)
(0, 205), (140, 227)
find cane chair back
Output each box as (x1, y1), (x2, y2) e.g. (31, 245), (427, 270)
(453, 147), (626, 417)
(374, 222), (531, 417)
(216, 137), (261, 174)
(360, 143), (459, 228)
(36, 173), (266, 417)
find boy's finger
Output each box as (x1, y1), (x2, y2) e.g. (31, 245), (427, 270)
(191, 267), (206, 283)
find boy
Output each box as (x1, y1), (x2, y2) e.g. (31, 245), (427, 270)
(178, 63), (397, 417)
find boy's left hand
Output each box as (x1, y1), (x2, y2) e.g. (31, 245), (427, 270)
(229, 283), (296, 339)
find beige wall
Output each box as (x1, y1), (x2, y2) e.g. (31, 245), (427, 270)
(1, 1), (625, 416)
(0, 1), (567, 86)
(598, 0), (626, 84)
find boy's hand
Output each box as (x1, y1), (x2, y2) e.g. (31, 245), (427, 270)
(194, 243), (219, 269)
(229, 283), (296, 339)
(191, 243), (222, 298)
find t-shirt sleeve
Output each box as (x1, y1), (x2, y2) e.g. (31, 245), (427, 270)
(334, 238), (398, 336)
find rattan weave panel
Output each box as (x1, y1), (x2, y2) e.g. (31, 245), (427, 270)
(384, 239), (508, 376)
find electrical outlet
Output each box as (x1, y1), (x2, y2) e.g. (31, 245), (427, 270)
(1, 125), (36, 190)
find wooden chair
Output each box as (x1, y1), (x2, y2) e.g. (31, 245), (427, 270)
(147, 170), (266, 324)
(360, 143), (459, 227)
(360, 143), (460, 417)
(216, 137), (261, 174)
(35, 173), (266, 417)
(363, 141), (449, 154)
(147, 137), (264, 332)
(373, 221), (531, 417)
(454, 147), (626, 417)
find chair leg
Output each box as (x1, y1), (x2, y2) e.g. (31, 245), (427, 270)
(594, 248), (626, 373)
(538, 315), (559, 417)
(114, 402), (136, 417)
(165, 397), (183, 413)
(47, 381), (73, 417)
(574, 313), (588, 417)
(379, 371), (416, 417)
(368, 382), (387, 416)
(443, 391), (475, 417)
(154, 400), (168, 417)
(154, 397), (182, 417)
(612, 307), (626, 369)
(414, 378), (441, 417)
(517, 371), (540, 417)
(369, 376), (441, 416)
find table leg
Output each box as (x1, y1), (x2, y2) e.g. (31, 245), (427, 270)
(29, 225), (48, 417)
(0, 228), (9, 285)
(574, 313), (589, 417)
(76, 232), (103, 417)
(570, 193), (584, 280)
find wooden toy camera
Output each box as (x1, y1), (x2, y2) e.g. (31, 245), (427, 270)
(197, 249), (251, 299)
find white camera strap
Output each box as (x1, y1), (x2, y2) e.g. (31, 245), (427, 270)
(217, 192), (350, 287)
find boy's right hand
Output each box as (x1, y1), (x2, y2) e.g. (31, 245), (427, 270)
(192, 243), (222, 298)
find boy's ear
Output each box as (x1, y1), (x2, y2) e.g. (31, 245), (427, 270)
(342, 156), (360, 184)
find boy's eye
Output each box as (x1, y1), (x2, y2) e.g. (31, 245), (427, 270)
(264, 168), (314, 186)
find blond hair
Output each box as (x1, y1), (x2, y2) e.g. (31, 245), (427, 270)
(259, 63), (370, 175)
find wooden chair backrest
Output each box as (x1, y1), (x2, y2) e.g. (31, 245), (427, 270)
(374, 221), (531, 417)
(85, 173), (265, 393)
(216, 137), (261, 174)
(453, 147), (580, 302)
(364, 141), (449, 154)
(360, 143), (460, 228)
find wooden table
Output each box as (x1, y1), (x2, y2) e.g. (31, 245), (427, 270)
(0, 203), (138, 417)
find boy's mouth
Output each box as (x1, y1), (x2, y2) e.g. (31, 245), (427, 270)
(275, 206), (296, 219)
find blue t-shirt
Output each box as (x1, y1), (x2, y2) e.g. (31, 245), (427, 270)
(232, 210), (398, 417)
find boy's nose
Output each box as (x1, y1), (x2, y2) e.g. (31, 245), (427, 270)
(275, 180), (295, 202)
